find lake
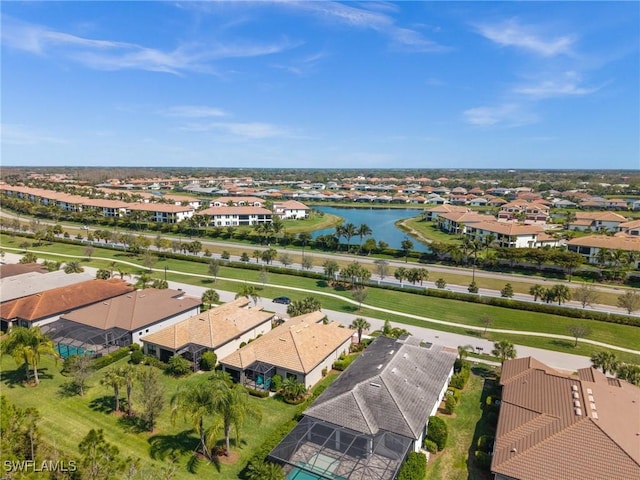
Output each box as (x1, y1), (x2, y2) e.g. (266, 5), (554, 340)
(312, 206), (429, 252)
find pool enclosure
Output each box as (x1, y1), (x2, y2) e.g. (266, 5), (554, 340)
(269, 416), (413, 480)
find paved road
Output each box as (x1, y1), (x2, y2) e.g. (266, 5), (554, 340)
(4, 251), (633, 373)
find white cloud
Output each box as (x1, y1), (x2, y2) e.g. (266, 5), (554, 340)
(162, 106), (227, 118)
(475, 18), (575, 57)
(514, 72), (601, 98)
(0, 124), (68, 145)
(180, 121), (291, 139)
(1, 17), (296, 75)
(463, 104), (537, 127)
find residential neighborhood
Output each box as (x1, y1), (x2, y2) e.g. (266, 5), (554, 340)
(1, 166), (640, 480)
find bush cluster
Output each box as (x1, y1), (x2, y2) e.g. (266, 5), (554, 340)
(396, 452), (426, 480)
(423, 439), (438, 454)
(449, 363), (470, 389)
(333, 353), (359, 371)
(91, 347), (131, 370)
(199, 351), (217, 371)
(426, 416), (448, 451)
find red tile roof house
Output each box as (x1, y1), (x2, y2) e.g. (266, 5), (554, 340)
(491, 357), (640, 480)
(220, 311), (354, 391)
(273, 200), (311, 220)
(140, 297), (274, 369)
(41, 288), (201, 358)
(0, 278), (134, 332)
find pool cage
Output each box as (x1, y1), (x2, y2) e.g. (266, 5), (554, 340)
(269, 416), (413, 480)
(41, 320), (130, 358)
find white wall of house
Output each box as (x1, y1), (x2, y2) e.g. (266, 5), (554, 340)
(132, 306), (200, 346)
(212, 320), (273, 360)
(417, 366), (455, 453)
(278, 208), (308, 220)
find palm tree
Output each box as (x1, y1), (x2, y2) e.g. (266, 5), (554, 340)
(492, 340), (517, 365)
(209, 371), (262, 456)
(342, 223), (357, 252)
(551, 284), (571, 305)
(590, 351), (618, 375)
(120, 364), (137, 417)
(236, 284), (259, 305)
(101, 367), (125, 413)
(356, 224), (372, 252)
(2, 326), (36, 383)
(281, 377), (307, 402)
(350, 317), (371, 343)
(401, 238), (414, 262)
(394, 267), (407, 286)
(63, 261), (84, 274)
(529, 284), (545, 302)
(202, 289), (220, 309)
(322, 259), (339, 280)
(457, 344), (474, 361)
(334, 225), (345, 250)
(171, 382), (218, 460)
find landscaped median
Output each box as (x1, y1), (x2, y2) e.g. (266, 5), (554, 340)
(2, 233), (640, 365)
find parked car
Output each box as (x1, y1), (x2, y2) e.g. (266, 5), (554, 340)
(273, 296), (291, 305)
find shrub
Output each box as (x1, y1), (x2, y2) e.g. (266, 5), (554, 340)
(130, 350), (144, 365)
(271, 374), (283, 392)
(333, 353), (359, 371)
(246, 387), (270, 398)
(474, 450), (491, 469)
(423, 439), (438, 454)
(426, 416), (448, 451)
(199, 351), (217, 371)
(396, 452), (426, 480)
(477, 435), (494, 452)
(165, 355), (192, 376)
(321, 367), (328, 377)
(444, 395), (457, 414)
(91, 347), (130, 370)
(446, 388), (461, 404)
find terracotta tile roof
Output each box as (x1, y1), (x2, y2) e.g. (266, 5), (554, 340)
(61, 288), (201, 331)
(492, 357), (640, 480)
(220, 311), (353, 374)
(619, 219), (640, 230)
(439, 211), (494, 223)
(128, 203), (194, 213)
(469, 221), (544, 236)
(425, 205), (469, 214)
(140, 297), (273, 350)
(567, 235), (640, 252)
(274, 200), (310, 210)
(575, 212), (627, 222)
(0, 279), (134, 322)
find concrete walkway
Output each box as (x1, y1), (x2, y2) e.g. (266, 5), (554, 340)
(4, 250), (637, 373)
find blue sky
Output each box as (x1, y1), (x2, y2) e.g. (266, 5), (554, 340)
(2, 1), (638, 170)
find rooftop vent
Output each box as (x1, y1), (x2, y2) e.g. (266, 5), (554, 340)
(377, 364), (383, 370)
(389, 350), (395, 355)
(370, 382), (381, 388)
(572, 392), (579, 399)
(571, 385), (578, 392)
(592, 412), (599, 420)
(587, 388), (593, 395)
(575, 408), (582, 416)
(588, 395), (595, 402)
(574, 400), (581, 408)
(590, 402), (597, 411)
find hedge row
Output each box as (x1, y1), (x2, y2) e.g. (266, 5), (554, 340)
(91, 347), (131, 370)
(396, 452), (426, 480)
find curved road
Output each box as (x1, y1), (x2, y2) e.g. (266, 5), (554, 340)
(3, 250), (638, 374)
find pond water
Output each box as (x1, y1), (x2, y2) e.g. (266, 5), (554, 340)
(312, 206), (429, 252)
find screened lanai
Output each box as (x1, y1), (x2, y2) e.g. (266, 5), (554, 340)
(268, 416), (412, 480)
(41, 320), (128, 358)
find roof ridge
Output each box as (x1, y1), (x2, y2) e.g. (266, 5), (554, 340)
(288, 325), (306, 372)
(587, 417), (640, 468)
(351, 389), (376, 435)
(378, 373), (416, 438)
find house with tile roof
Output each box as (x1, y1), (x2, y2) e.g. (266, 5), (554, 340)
(465, 221), (559, 248)
(617, 219), (640, 236)
(567, 234), (640, 268)
(0, 278), (134, 332)
(0, 262), (48, 279)
(273, 200), (310, 220)
(437, 211), (496, 235)
(209, 196), (265, 207)
(491, 357), (640, 480)
(268, 336), (457, 480)
(424, 204), (469, 222)
(220, 311), (353, 390)
(140, 297), (274, 368)
(199, 206), (273, 227)
(42, 288), (201, 357)
(567, 212), (628, 232)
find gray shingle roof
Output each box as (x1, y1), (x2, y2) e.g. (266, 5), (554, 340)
(304, 336), (456, 440)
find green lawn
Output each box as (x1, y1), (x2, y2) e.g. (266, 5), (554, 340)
(0, 355), (298, 479)
(425, 366), (497, 480)
(3, 234), (640, 363)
